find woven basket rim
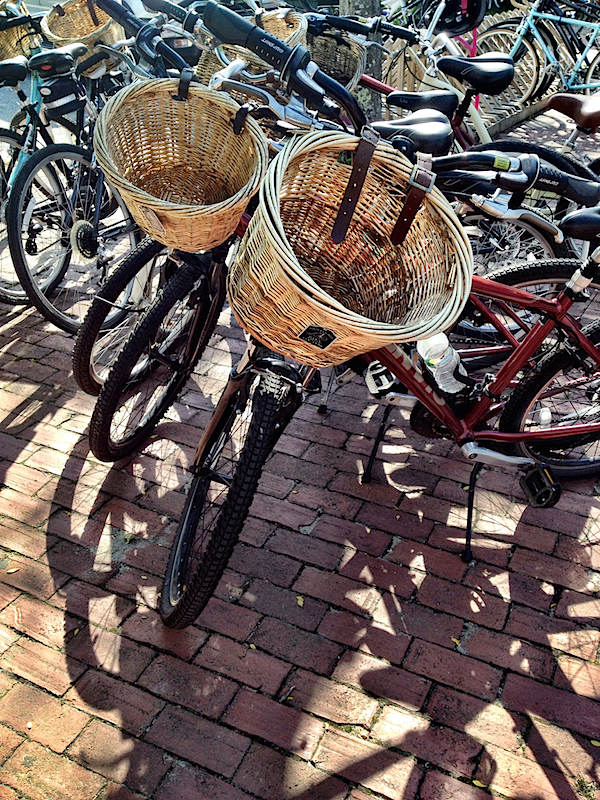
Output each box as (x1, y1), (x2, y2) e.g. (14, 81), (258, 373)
(94, 79), (269, 215)
(258, 131), (473, 326)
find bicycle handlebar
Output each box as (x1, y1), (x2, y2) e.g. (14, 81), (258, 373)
(535, 167), (600, 207)
(305, 12), (419, 43)
(142, 0), (200, 32)
(96, 0), (195, 73)
(202, 0), (367, 129)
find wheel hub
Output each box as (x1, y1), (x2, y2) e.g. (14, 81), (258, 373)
(70, 219), (97, 261)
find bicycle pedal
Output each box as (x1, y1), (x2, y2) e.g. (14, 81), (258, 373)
(365, 361), (405, 398)
(519, 464), (561, 508)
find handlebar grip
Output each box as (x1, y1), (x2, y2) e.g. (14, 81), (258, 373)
(377, 20), (418, 43)
(536, 166), (600, 207)
(142, 0), (185, 23)
(96, 0), (143, 34)
(76, 49), (109, 74)
(203, 0), (256, 47)
(322, 13), (370, 35)
(203, 0), (296, 72)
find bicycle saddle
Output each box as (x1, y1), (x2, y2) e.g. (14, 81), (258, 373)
(371, 109), (453, 156)
(437, 53), (515, 96)
(385, 89), (459, 119)
(560, 206), (600, 242)
(28, 43), (88, 76)
(0, 56), (28, 85)
(548, 93), (600, 130)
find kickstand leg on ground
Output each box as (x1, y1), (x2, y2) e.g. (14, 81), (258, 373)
(318, 367), (340, 414)
(463, 461), (483, 562)
(363, 404), (393, 484)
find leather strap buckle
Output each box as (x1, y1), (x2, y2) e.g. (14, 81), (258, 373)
(391, 154), (435, 246)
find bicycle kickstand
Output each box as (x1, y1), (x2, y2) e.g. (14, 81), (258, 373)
(363, 404), (393, 484)
(463, 461), (483, 563)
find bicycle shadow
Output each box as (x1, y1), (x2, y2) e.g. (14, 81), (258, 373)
(235, 386), (600, 800)
(2, 312), (599, 798)
(40, 432), (192, 796)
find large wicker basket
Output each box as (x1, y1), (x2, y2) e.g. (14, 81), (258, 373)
(306, 31), (366, 92)
(0, 3), (41, 59)
(94, 79), (269, 252)
(228, 130), (473, 368)
(41, 0), (123, 68)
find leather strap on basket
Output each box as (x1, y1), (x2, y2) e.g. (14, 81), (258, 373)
(331, 126), (380, 245)
(390, 154), (435, 246)
(172, 68), (194, 101)
(87, 0), (100, 26)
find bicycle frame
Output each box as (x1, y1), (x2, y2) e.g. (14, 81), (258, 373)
(510, 0), (600, 92)
(371, 273), (600, 453)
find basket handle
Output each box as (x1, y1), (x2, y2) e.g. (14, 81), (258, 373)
(331, 126), (379, 245)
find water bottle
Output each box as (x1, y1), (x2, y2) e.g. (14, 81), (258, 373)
(416, 333), (469, 394)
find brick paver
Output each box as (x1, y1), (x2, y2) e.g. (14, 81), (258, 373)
(0, 106), (599, 800)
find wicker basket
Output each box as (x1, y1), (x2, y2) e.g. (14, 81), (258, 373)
(306, 32), (366, 93)
(94, 79), (269, 252)
(227, 130), (473, 368)
(41, 0), (123, 69)
(0, 4), (41, 59)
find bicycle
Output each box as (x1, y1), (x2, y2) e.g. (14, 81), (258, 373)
(82, 0), (600, 464)
(308, 3), (600, 264)
(476, 0), (600, 103)
(152, 0), (600, 630)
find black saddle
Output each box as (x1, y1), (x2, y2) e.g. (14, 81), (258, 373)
(437, 52), (515, 96)
(28, 43), (88, 76)
(0, 55), (28, 86)
(371, 109), (453, 157)
(386, 89), (459, 119)
(560, 206), (600, 242)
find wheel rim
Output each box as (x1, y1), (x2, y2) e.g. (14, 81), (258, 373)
(15, 150), (137, 329)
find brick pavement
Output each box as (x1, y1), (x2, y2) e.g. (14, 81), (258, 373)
(1, 107), (600, 800)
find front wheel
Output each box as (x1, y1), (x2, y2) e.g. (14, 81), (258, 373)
(160, 371), (295, 629)
(88, 255), (223, 462)
(6, 143), (139, 333)
(71, 237), (171, 396)
(499, 319), (600, 477)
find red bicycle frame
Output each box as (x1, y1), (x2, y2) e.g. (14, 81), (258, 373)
(369, 274), (600, 448)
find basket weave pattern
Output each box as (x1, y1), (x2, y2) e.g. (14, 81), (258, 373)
(0, 3), (41, 59)
(94, 80), (269, 252)
(306, 32), (366, 92)
(228, 131), (473, 368)
(41, 0), (123, 66)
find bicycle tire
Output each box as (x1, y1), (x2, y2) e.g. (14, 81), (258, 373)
(6, 143), (139, 334)
(584, 48), (600, 94)
(480, 18), (559, 100)
(499, 318), (600, 477)
(475, 26), (540, 104)
(160, 371), (293, 629)
(88, 255), (223, 462)
(72, 237), (170, 396)
(0, 127), (29, 305)
(462, 212), (572, 275)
